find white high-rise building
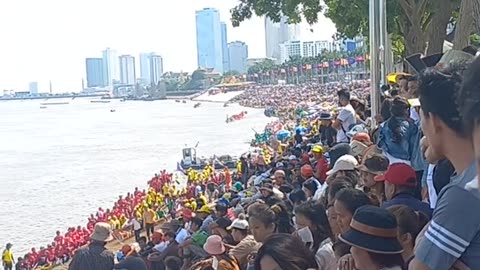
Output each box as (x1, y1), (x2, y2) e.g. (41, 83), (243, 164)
(102, 48), (120, 86)
(279, 40), (302, 63)
(265, 16), (301, 62)
(139, 53), (152, 85)
(280, 40), (335, 63)
(29, 82), (38, 95)
(139, 53), (163, 85)
(119, 55), (136, 85)
(150, 55), (163, 85)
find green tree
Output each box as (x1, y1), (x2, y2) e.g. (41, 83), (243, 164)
(231, 0), (460, 58)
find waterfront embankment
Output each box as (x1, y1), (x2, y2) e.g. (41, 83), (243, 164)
(192, 90), (244, 103)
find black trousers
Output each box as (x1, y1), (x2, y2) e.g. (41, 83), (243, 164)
(4, 262), (13, 270)
(145, 223), (154, 239)
(134, 229), (141, 241)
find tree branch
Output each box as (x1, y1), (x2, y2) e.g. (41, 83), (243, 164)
(398, 0), (414, 22)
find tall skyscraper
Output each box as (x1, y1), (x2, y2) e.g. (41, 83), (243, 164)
(265, 16), (301, 62)
(119, 55), (136, 85)
(85, 58), (105, 87)
(139, 53), (152, 85)
(150, 54), (163, 85)
(195, 8), (223, 73)
(228, 41), (248, 74)
(29, 82), (38, 94)
(102, 48), (119, 86)
(221, 22), (229, 73)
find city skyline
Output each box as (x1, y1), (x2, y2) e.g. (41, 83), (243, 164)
(0, 0), (336, 92)
(85, 50), (164, 88)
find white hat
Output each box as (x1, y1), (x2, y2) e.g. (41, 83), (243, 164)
(327, 154), (358, 176)
(90, 222), (113, 242)
(228, 218), (249, 230)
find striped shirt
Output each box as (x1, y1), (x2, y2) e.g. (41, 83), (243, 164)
(415, 162), (480, 270)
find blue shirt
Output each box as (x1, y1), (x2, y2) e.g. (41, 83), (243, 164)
(415, 161), (480, 270)
(382, 193), (433, 219)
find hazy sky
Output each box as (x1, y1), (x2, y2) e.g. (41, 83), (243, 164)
(0, 0), (336, 92)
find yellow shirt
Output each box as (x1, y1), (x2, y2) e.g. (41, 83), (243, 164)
(2, 249), (13, 263)
(143, 209), (156, 224)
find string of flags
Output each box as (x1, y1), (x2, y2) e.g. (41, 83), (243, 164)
(248, 55), (370, 77)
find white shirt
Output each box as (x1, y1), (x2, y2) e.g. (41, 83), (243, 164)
(426, 164), (437, 208)
(175, 228), (190, 244)
(336, 104), (356, 142)
(125, 219), (142, 231)
(153, 241), (168, 252)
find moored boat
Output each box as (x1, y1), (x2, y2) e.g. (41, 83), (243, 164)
(179, 147), (237, 170)
(91, 100), (111, 103)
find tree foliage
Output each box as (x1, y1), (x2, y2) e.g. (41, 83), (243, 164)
(230, 0), (461, 58)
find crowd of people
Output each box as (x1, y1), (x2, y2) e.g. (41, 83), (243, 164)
(4, 48), (480, 270)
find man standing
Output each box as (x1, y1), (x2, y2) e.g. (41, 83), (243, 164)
(143, 206), (157, 240)
(124, 216), (142, 242)
(332, 89), (356, 143)
(68, 222), (114, 270)
(2, 243), (14, 270)
(410, 57), (480, 270)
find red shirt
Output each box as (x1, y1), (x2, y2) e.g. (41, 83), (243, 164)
(28, 252), (38, 264)
(315, 157), (329, 184)
(54, 235), (64, 244)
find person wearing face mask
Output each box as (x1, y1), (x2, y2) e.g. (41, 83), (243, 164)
(294, 201), (336, 270)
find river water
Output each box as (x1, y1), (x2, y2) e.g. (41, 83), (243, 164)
(0, 98), (270, 256)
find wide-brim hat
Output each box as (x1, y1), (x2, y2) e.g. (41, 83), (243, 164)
(318, 112), (333, 120)
(203, 235), (226, 255)
(339, 205), (403, 254)
(90, 222), (113, 242)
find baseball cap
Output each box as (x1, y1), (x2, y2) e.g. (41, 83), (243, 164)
(374, 163), (417, 187)
(327, 155), (358, 176)
(227, 218), (249, 230)
(352, 132), (372, 145)
(311, 145), (323, 154)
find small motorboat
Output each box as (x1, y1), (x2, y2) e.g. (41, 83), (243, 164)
(110, 109), (116, 112)
(193, 103), (201, 108)
(179, 147), (238, 170)
(182, 100), (187, 103)
(40, 106), (47, 109)
(223, 103), (228, 107)
(175, 100), (181, 103)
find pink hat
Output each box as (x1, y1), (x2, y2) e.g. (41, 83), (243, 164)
(203, 235), (225, 255)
